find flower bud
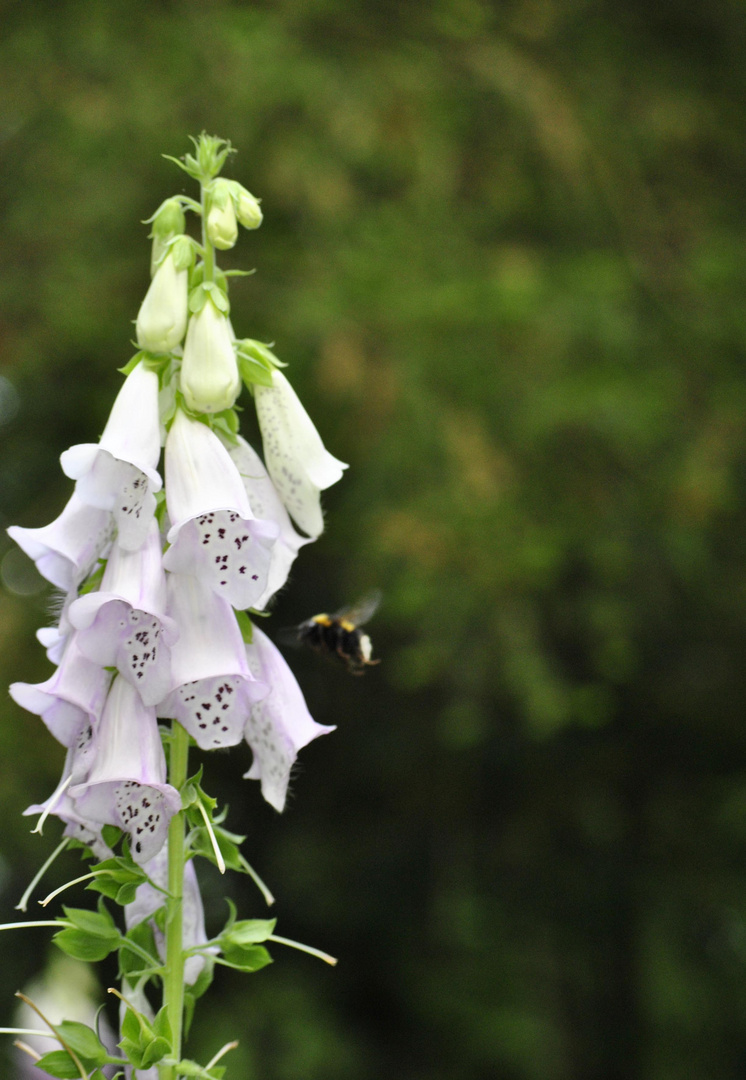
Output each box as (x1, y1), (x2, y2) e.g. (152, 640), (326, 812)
(149, 197), (186, 277)
(206, 179), (238, 250)
(180, 297), (241, 413)
(235, 185), (263, 230)
(136, 250), (189, 353)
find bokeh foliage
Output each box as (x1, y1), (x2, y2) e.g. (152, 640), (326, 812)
(0, 1), (745, 1077)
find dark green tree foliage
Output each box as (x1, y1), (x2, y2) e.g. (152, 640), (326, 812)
(0, 2), (745, 1078)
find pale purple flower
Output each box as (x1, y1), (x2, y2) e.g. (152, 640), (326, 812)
(71, 677), (181, 864)
(254, 368), (347, 538)
(228, 435), (313, 609)
(10, 634), (111, 747)
(23, 723), (113, 859)
(7, 491), (113, 592)
(163, 409), (278, 609)
(60, 362), (162, 551)
(243, 625), (334, 812)
(158, 572), (268, 749)
(68, 520), (177, 706)
(125, 845), (211, 985)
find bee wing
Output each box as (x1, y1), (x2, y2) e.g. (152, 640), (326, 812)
(333, 589), (382, 627)
(276, 621), (312, 647)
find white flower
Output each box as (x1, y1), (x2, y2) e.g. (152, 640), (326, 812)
(71, 676), (181, 864)
(7, 491), (113, 591)
(10, 633), (111, 747)
(60, 362), (162, 551)
(228, 434), (313, 609)
(243, 624), (334, 811)
(68, 519), (178, 706)
(254, 369), (347, 538)
(180, 298), (241, 414)
(163, 409), (278, 609)
(135, 249), (189, 353)
(159, 572), (268, 749)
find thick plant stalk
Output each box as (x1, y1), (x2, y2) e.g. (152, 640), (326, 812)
(161, 721), (189, 1080)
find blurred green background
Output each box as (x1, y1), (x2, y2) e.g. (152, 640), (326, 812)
(1, 1), (745, 1077)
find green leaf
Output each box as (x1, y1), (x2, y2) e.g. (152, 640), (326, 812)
(183, 959), (215, 1037)
(219, 943), (273, 972)
(188, 825), (245, 872)
(53, 926), (120, 962)
(62, 903), (117, 936)
(118, 1035), (144, 1069)
(220, 918), (276, 946)
(101, 825), (123, 848)
(118, 352), (146, 376)
(234, 609), (254, 644)
(115, 881), (140, 906)
(153, 1005), (173, 1043)
(141, 1035), (172, 1069)
(188, 284), (207, 314)
(120, 920), (160, 984)
(175, 1059), (226, 1078)
(238, 352), (275, 388)
(239, 339), (288, 368)
(210, 409), (240, 443)
(54, 1020), (110, 1066)
(33, 1050), (81, 1078)
(78, 559), (107, 596)
(120, 1007), (144, 1044)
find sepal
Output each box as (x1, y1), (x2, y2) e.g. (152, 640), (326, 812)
(54, 900), (122, 962)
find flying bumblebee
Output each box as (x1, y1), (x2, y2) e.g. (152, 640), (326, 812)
(282, 592), (381, 674)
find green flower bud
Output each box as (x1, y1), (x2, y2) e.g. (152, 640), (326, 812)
(136, 249), (188, 353)
(148, 197), (186, 277)
(206, 179), (238, 250)
(180, 297), (241, 413)
(235, 185), (263, 230)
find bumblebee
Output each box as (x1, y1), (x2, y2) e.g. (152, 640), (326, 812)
(283, 592), (381, 674)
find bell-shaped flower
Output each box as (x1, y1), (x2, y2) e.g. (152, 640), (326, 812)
(24, 735), (113, 861)
(10, 634), (111, 747)
(206, 179), (238, 250)
(60, 362), (162, 551)
(228, 435), (312, 609)
(135, 248), (188, 354)
(243, 624), (334, 812)
(163, 409), (278, 609)
(254, 369), (348, 538)
(179, 298), (241, 414)
(8, 492), (113, 592)
(70, 676), (181, 864)
(68, 520), (178, 706)
(159, 573), (268, 749)
(125, 845), (212, 985)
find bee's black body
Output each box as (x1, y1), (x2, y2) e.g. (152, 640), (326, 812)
(285, 593), (381, 675)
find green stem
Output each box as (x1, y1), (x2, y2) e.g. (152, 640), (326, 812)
(160, 721), (189, 1080)
(201, 182), (215, 284)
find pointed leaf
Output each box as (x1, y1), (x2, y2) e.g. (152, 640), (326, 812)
(33, 1050), (81, 1078)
